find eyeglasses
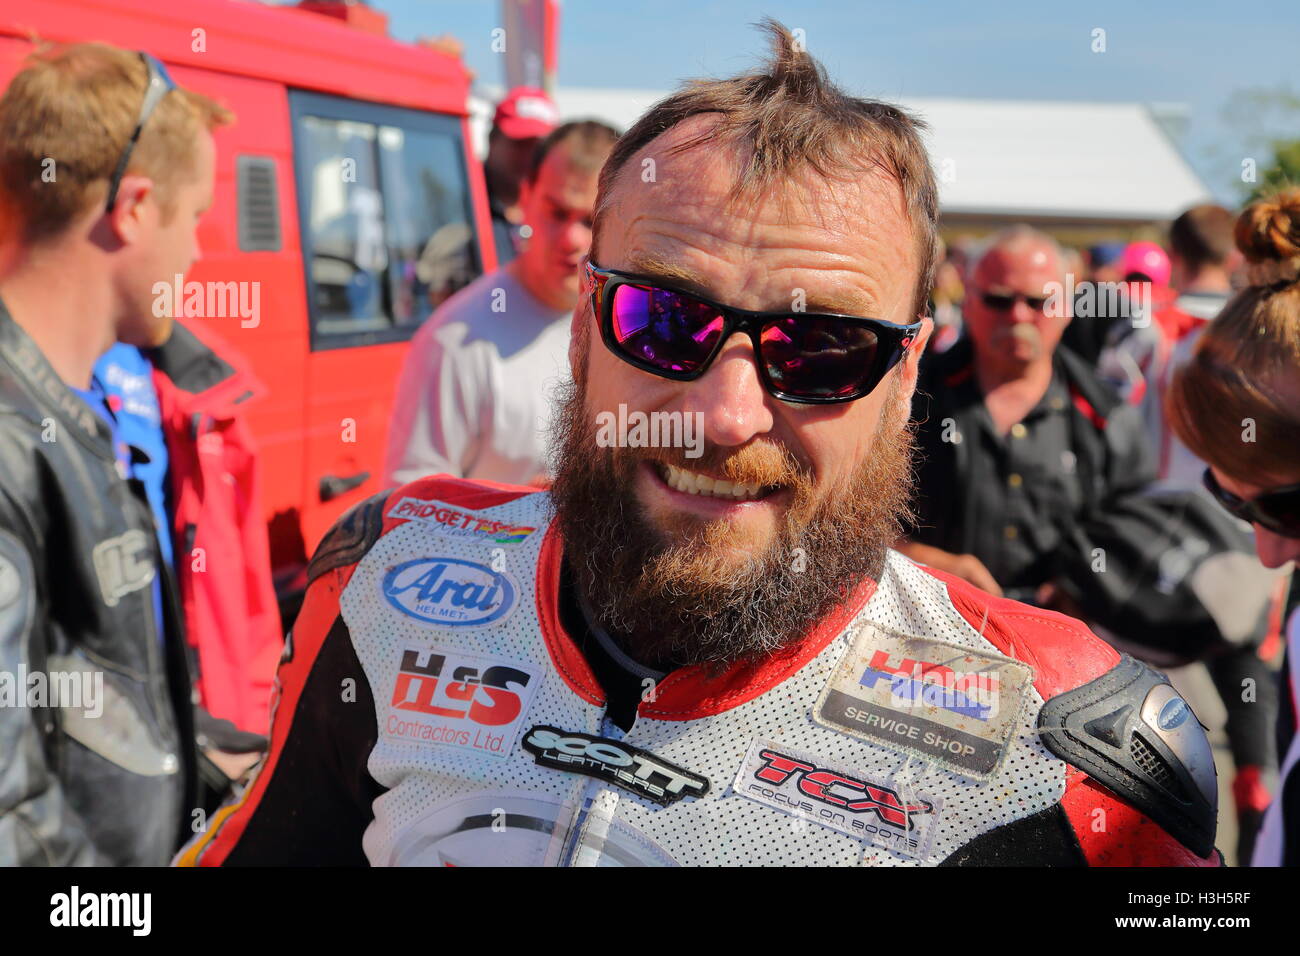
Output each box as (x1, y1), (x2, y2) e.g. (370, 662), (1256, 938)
(104, 52), (176, 213)
(585, 260), (921, 405)
(979, 290), (1049, 312)
(1202, 468), (1300, 539)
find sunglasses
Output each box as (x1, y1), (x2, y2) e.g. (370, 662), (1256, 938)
(1202, 468), (1300, 539)
(586, 261), (921, 405)
(104, 52), (176, 213)
(980, 290), (1049, 312)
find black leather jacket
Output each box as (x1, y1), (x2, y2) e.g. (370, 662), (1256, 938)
(0, 300), (196, 865)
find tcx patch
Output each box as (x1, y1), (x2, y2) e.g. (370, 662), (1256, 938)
(734, 738), (941, 860)
(813, 623), (1033, 780)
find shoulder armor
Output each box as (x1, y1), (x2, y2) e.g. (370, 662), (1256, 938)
(306, 488), (392, 584)
(1037, 654), (1217, 857)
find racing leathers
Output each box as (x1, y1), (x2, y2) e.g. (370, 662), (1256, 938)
(180, 476), (1221, 866)
(0, 303), (197, 865)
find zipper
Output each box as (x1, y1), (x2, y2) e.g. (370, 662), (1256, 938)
(556, 715), (627, 866)
(126, 476), (181, 774)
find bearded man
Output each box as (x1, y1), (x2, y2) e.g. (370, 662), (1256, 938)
(180, 23), (1218, 867)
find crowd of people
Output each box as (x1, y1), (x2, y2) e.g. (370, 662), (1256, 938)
(2, 23), (1298, 868)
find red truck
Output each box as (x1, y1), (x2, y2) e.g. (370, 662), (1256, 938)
(0, 0), (497, 612)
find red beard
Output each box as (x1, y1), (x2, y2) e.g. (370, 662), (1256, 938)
(548, 333), (916, 668)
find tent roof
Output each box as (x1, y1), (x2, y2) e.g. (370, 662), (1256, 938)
(471, 87), (1213, 224)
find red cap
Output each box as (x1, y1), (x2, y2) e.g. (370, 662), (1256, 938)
(1120, 241), (1171, 287)
(493, 87), (560, 140)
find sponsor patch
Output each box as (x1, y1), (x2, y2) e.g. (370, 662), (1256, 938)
(387, 497), (537, 545)
(734, 738), (941, 860)
(813, 624), (1033, 780)
(385, 646), (539, 758)
(522, 726), (710, 806)
(383, 556), (519, 627)
(91, 530), (156, 608)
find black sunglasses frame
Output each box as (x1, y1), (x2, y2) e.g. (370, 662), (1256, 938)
(104, 52), (177, 213)
(1202, 467), (1300, 538)
(979, 289), (1050, 312)
(586, 260), (922, 406)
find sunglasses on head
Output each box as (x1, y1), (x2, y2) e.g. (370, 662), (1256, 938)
(980, 289), (1049, 312)
(586, 260), (922, 405)
(104, 52), (176, 213)
(1202, 468), (1300, 539)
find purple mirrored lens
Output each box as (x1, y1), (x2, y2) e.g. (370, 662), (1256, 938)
(610, 283), (725, 373)
(760, 316), (880, 399)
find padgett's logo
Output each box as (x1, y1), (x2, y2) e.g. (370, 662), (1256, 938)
(383, 557), (518, 627)
(387, 497), (537, 545)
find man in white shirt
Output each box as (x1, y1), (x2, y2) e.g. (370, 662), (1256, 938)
(386, 120), (619, 486)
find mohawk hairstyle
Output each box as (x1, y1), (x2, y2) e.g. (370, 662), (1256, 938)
(592, 18), (940, 319)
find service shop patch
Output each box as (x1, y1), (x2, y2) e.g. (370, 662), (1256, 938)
(734, 738), (941, 860)
(813, 624), (1033, 780)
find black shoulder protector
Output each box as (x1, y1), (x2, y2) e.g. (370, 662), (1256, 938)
(1037, 654), (1217, 857)
(306, 489), (392, 584)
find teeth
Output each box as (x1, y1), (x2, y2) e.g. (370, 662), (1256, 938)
(662, 464), (766, 501)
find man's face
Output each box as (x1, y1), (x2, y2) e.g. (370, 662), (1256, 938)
(963, 243), (1068, 371)
(550, 117), (931, 665)
(118, 128), (215, 347)
(486, 131), (541, 197)
(516, 141), (601, 309)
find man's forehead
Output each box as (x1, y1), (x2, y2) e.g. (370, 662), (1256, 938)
(976, 242), (1060, 280)
(599, 120), (915, 316)
(618, 250), (883, 316)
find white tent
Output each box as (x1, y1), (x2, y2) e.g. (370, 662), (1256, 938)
(471, 86), (1213, 226)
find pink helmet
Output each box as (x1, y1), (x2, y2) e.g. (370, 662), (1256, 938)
(1120, 241), (1171, 287)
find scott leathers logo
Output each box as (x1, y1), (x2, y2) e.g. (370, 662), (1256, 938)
(383, 557), (518, 627)
(522, 726), (710, 806)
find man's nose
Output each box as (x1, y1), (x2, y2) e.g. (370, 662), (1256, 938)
(1009, 297), (1040, 323)
(680, 333), (775, 448)
(1254, 527), (1300, 569)
(564, 217), (592, 252)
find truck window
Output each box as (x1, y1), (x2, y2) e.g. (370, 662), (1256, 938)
(290, 91), (482, 350)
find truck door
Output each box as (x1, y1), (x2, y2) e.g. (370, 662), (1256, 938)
(288, 90), (483, 550)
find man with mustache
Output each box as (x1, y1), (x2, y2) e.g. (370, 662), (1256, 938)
(180, 24), (1216, 867)
(902, 227), (1155, 604)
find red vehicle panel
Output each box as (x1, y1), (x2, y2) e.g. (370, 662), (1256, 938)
(1, 0), (498, 604)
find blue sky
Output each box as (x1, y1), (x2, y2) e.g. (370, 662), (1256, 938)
(372, 0), (1300, 201)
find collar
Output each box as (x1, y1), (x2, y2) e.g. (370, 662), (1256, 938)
(574, 582), (667, 684)
(0, 298), (115, 459)
(534, 522), (878, 720)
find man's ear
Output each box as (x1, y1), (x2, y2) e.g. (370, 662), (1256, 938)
(106, 175), (155, 244)
(568, 283), (591, 374)
(516, 175), (535, 219)
(898, 315), (933, 393)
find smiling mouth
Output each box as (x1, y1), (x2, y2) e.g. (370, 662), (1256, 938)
(655, 462), (782, 502)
